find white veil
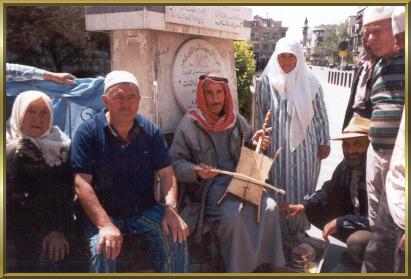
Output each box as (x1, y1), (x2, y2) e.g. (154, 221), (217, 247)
(261, 37), (320, 151)
(8, 90), (71, 166)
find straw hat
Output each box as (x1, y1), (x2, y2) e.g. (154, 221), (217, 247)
(332, 117), (371, 140)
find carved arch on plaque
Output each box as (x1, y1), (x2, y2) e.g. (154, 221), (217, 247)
(171, 38), (227, 112)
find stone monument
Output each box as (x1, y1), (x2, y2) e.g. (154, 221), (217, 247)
(85, 5), (252, 133)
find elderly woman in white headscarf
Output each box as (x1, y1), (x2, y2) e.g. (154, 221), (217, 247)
(6, 91), (73, 272)
(255, 37), (330, 246)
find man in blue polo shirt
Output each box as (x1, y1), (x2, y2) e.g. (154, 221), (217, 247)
(71, 70), (189, 272)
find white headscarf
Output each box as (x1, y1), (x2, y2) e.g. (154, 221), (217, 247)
(262, 37), (320, 151)
(391, 6), (405, 35)
(8, 90), (71, 167)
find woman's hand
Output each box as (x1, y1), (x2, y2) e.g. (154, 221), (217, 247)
(317, 145), (331, 160)
(399, 234), (405, 251)
(42, 231), (69, 262)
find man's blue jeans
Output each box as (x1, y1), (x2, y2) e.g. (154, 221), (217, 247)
(85, 204), (190, 273)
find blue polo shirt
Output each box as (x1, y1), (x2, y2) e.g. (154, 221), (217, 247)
(71, 110), (171, 218)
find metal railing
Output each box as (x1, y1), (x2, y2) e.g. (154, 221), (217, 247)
(327, 69), (354, 88)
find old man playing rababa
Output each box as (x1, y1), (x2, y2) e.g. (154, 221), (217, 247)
(171, 73), (285, 272)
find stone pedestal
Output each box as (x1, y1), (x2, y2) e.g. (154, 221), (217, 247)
(85, 6), (251, 133)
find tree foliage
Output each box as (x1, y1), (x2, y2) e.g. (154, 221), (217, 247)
(6, 6), (110, 77)
(234, 41), (256, 121)
(313, 22), (349, 64)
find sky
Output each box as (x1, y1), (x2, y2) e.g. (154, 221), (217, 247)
(246, 6), (360, 41)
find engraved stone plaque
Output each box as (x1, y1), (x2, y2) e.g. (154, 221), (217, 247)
(172, 38), (226, 112)
(165, 6), (251, 33)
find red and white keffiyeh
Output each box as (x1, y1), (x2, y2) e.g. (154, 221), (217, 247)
(187, 73), (236, 133)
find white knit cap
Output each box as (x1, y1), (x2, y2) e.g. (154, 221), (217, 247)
(363, 6), (395, 26)
(392, 6), (405, 35)
(104, 70), (139, 94)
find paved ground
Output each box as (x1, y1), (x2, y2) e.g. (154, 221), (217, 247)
(316, 80), (351, 190)
(308, 77), (351, 247)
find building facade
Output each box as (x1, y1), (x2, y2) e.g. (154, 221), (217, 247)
(245, 15), (288, 71)
(303, 7), (366, 68)
(351, 6), (366, 65)
(304, 24), (334, 66)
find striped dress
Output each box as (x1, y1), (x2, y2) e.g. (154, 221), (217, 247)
(255, 75), (330, 240)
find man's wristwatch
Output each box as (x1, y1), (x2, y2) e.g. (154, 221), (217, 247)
(162, 201), (177, 209)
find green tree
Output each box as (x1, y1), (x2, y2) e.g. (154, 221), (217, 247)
(6, 6), (110, 76)
(234, 41), (256, 121)
(314, 22), (349, 64)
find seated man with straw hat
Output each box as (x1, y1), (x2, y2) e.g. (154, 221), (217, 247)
(281, 117), (372, 263)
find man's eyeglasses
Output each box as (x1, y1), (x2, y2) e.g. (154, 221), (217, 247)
(198, 75), (228, 83)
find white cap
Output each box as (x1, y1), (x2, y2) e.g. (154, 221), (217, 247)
(104, 70), (139, 94)
(363, 6), (395, 26)
(392, 6), (405, 35)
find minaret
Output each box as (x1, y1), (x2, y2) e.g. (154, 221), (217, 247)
(302, 17), (308, 46)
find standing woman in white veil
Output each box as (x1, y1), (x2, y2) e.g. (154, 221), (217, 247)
(255, 37), (330, 248)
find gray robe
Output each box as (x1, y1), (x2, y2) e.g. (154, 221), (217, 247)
(171, 113), (285, 272)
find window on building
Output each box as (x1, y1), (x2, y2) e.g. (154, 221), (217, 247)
(264, 33), (269, 40)
(263, 44), (269, 49)
(272, 33), (276, 40)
